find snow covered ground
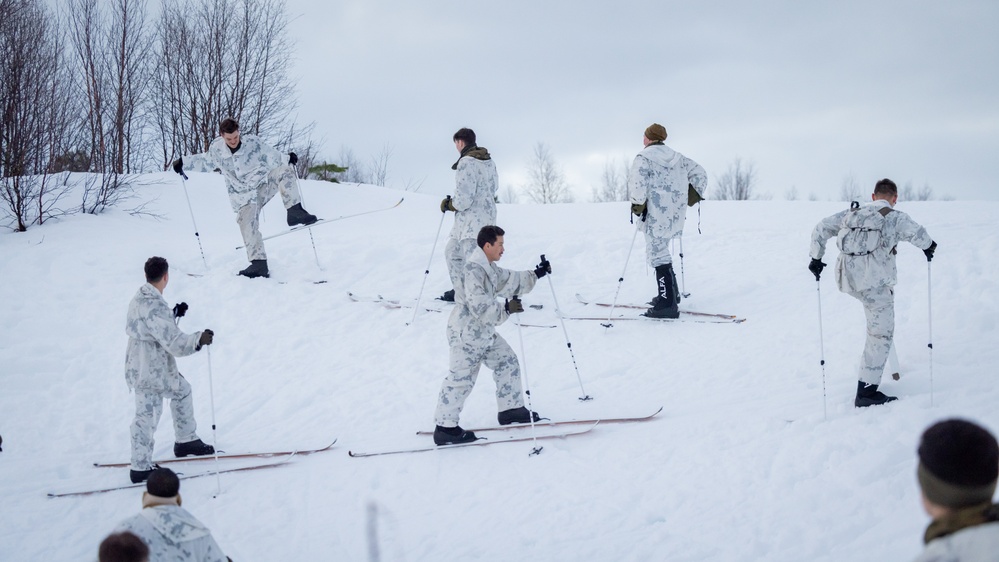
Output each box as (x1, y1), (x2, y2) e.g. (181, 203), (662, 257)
(2, 172), (997, 561)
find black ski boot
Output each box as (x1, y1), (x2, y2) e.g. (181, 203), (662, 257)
(433, 425), (477, 446)
(497, 406), (542, 425)
(174, 438), (215, 458)
(648, 269), (682, 306)
(286, 203), (318, 226)
(644, 264), (679, 319)
(438, 289), (456, 302)
(130, 464), (160, 484)
(238, 259), (269, 279)
(854, 381), (898, 407)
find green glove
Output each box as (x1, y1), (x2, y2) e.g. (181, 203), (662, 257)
(440, 196), (456, 213)
(631, 202), (647, 220)
(505, 297), (524, 314)
(688, 183), (704, 207)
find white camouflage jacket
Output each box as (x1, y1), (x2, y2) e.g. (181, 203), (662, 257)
(125, 284), (202, 393)
(627, 143), (707, 242)
(810, 200), (933, 294)
(449, 248), (538, 344)
(184, 135), (290, 211)
(913, 519), (999, 562)
(116, 505), (227, 562)
(450, 147), (498, 241)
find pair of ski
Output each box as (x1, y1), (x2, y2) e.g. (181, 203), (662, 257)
(235, 197), (405, 250)
(348, 407), (662, 458)
(347, 292), (554, 328)
(572, 294), (745, 324)
(48, 440), (337, 498)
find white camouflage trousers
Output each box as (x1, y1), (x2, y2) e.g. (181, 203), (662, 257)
(849, 285), (895, 386)
(444, 238), (479, 293)
(130, 377), (200, 471)
(644, 231), (675, 267)
(434, 332), (525, 427)
(236, 165), (303, 261)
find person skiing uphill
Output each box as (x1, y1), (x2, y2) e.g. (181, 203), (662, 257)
(172, 117), (317, 279)
(808, 178), (936, 407)
(433, 225), (552, 445)
(112, 468), (230, 562)
(126, 257), (215, 483)
(438, 127), (498, 302)
(628, 123), (707, 318)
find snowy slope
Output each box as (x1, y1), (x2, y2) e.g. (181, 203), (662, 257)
(1, 172), (997, 561)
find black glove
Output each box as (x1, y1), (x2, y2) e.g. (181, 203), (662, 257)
(173, 302), (188, 318)
(505, 297), (524, 314)
(808, 258), (825, 281)
(198, 329), (214, 347)
(631, 202), (647, 221)
(534, 256), (552, 279)
(172, 158), (184, 175)
(923, 241), (937, 262)
(289, 152), (298, 165)
(440, 195), (456, 213)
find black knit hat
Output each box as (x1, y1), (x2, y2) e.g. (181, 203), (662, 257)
(917, 419), (998, 508)
(146, 467), (181, 498)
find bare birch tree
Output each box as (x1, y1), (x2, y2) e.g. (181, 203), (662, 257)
(67, 0), (153, 213)
(713, 158), (758, 200)
(839, 172), (862, 202)
(1, 0), (77, 230)
(153, 0), (300, 163)
(522, 142), (573, 204)
(592, 157), (628, 202)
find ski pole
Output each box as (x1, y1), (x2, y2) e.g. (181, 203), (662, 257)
(815, 279), (828, 420)
(678, 235), (690, 298)
(178, 172), (209, 270)
(544, 254), (593, 401)
(927, 261), (934, 406)
(601, 221), (642, 329)
(407, 206), (448, 326)
(292, 165), (323, 272)
(206, 344), (222, 497)
(512, 298), (543, 456)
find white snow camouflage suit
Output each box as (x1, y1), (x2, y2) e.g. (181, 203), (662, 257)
(627, 142), (707, 267)
(445, 146), (498, 294)
(810, 199), (933, 385)
(116, 504), (227, 562)
(435, 247), (538, 427)
(184, 134), (302, 261)
(125, 283), (206, 471)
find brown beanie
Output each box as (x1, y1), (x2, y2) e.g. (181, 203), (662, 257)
(917, 419), (999, 508)
(644, 123), (667, 142)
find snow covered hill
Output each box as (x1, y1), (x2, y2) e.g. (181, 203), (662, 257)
(2, 172), (997, 561)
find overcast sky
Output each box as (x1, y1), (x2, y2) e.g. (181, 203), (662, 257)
(283, 1), (998, 201)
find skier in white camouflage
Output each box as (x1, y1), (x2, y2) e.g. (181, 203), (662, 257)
(809, 178), (936, 407)
(111, 468), (230, 562)
(126, 257), (215, 483)
(438, 127), (498, 302)
(172, 118), (317, 279)
(433, 225), (552, 445)
(628, 123), (707, 318)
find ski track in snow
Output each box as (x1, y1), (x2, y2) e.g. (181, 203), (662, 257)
(2, 173), (997, 560)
